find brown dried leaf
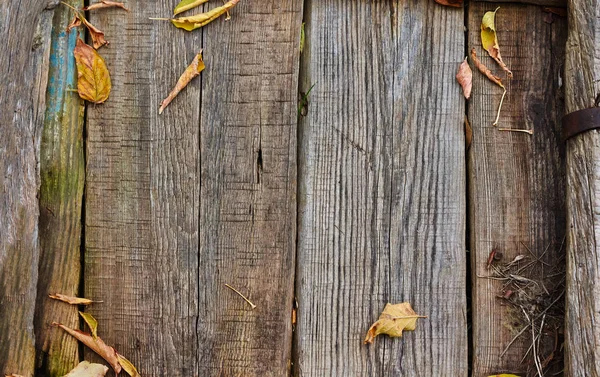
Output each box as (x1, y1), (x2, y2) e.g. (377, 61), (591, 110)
(168, 0), (240, 31)
(79, 15), (109, 49)
(84, 1), (129, 11)
(67, 15), (82, 31)
(456, 58), (472, 99)
(364, 303), (426, 344)
(470, 48), (504, 89)
(74, 38), (111, 104)
(159, 50), (205, 114)
(481, 7), (512, 77)
(49, 293), (99, 305)
(64, 361), (109, 377)
(434, 0), (463, 7)
(5, 375), (25, 377)
(117, 354), (141, 377)
(52, 322), (122, 375)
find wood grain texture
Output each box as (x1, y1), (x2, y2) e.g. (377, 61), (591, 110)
(0, 1), (54, 376)
(468, 3), (566, 376)
(476, 0), (567, 8)
(295, 1), (467, 376)
(85, 2), (201, 376)
(198, 1), (302, 376)
(564, 0), (600, 375)
(35, 2), (85, 376)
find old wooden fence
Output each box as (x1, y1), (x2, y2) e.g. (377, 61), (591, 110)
(2, 0), (599, 376)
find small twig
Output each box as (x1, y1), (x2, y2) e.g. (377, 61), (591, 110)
(149, 17), (171, 20)
(225, 284), (256, 309)
(498, 127), (534, 135)
(493, 89), (507, 126)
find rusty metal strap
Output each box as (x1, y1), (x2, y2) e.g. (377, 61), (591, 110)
(563, 107), (600, 141)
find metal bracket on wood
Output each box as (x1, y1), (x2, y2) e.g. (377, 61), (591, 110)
(562, 107), (600, 141)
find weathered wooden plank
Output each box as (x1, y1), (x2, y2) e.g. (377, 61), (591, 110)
(84, 2), (201, 375)
(468, 4), (566, 376)
(35, 2), (85, 376)
(476, 0), (566, 9)
(564, 0), (600, 374)
(0, 1), (55, 376)
(197, 2), (302, 376)
(295, 1), (466, 376)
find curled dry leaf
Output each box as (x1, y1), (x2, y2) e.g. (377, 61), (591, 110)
(52, 322), (122, 375)
(64, 361), (109, 377)
(5, 375), (25, 377)
(79, 15), (109, 49)
(471, 48), (507, 126)
(67, 15), (82, 31)
(481, 7), (512, 77)
(174, 0), (209, 15)
(74, 38), (112, 104)
(117, 354), (142, 377)
(84, 1), (129, 11)
(79, 311), (99, 339)
(434, 0), (463, 7)
(168, 0), (240, 31)
(159, 50), (205, 114)
(49, 293), (98, 305)
(364, 303), (426, 344)
(456, 58), (472, 99)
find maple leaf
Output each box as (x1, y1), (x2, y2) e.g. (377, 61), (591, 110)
(159, 50), (205, 114)
(64, 361), (109, 377)
(49, 293), (100, 305)
(456, 58), (472, 99)
(74, 38), (112, 104)
(364, 303), (427, 344)
(481, 7), (512, 77)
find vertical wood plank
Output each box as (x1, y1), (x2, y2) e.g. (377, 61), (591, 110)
(197, 1), (303, 376)
(468, 4), (566, 375)
(35, 2), (85, 375)
(564, 0), (600, 374)
(0, 1), (55, 376)
(85, 2), (201, 375)
(295, 1), (467, 376)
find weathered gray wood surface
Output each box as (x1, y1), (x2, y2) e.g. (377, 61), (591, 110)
(0, 1), (54, 376)
(197, 1), (302, 376)
(476, 0), (567, 8)
(295, 1), (467, 376)
(35, 2), (85, 376)
(85, 1), (302, 376)
(564, 0), (600, 375)
(468, 3), (566, 376)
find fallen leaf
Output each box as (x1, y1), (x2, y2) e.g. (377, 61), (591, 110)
(159, 50), (205, 114)
(481, 7), (512, 77)
(434, 0), (463, 7)
(169, 0), (240, 31)
(173, 0), (209, 15)
(364, 303), (427, 344)
(117, 354), (141, 377)
(52, 322), (122, 375)
(74, 38), (112, 104)
(456, 58), (472, 99)
(79, 15), (109, 49)
(471, 48), (507, 126)
(84, 1), (129, 11)
(49, 293), (99, 305)
(64, 361), (109, 377)
(67, 15), (82, 31)
(79, 311), (99, 339)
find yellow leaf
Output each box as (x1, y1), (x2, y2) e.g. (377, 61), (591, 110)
(73, 38), (111, 104)
(173, 0), (209, 15)
(364, 303), (427, 344)
(64, 361), (109, 377)
(159, 50), (205, 114)
(79, 311), (99, 340)
(170, 0), (240, 31)
(481, 7), (512, 77)
(117, 354), (142, 377)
